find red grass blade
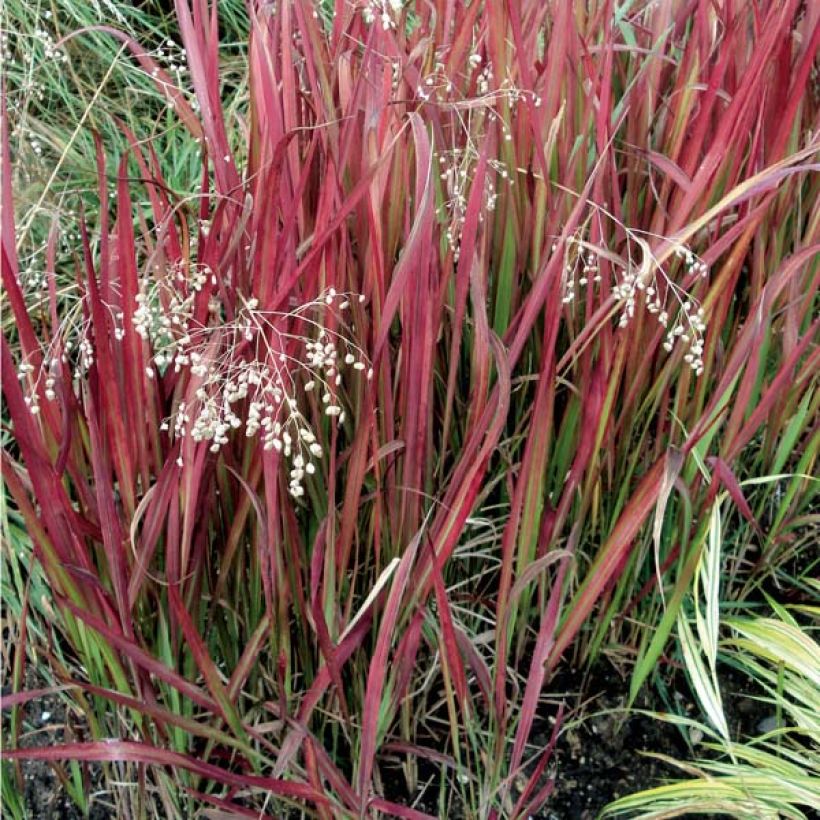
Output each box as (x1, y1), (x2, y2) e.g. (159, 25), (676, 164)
(3, 742), (327, 806)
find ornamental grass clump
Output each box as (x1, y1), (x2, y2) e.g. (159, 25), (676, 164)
(2, 0), (818, 818)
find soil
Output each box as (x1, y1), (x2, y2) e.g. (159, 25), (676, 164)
(4, 669), (110, 819)
(544, 689), (685, 818)
(377, 665), (694, 819)
(7, 664), (763, 819)
(385, 662), (771, 819)
(541, 663), (775, 820)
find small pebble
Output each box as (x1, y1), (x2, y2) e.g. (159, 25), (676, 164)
(757, 715), (781, 733)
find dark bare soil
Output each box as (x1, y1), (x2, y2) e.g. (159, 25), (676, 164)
(4, 668), (111, 819)
(7, 664), (764, 819)
(375, 665), (693, 819)
(544, 693), (683, 818)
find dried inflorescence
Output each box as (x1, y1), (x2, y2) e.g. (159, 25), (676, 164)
(421, 61), (538, 263)
(133, 260), (213, 365)
(361, 0), (404, 30)
(19, 258), (372, 498)
(437, 147), (503, 261)
(163, 289), (371, 496)
(16, 290), (99, 416)
(559, 229), (709, 376)
(147, 282), (372, 497)
(145, 38), (200, 113)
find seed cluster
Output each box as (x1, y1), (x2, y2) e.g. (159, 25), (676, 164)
(4, 20), (68, 131)
(33, 25), (69, 64)
(17, 291), (101, 415)
(559, 232), (709, 376)
(145, 38), (200, 113)
(361, 0), (404, 30)
(421, 62), (539, 263)
(133, 261), (213, 372)
(438, 148), (503, 262)
(19, 247), (371, 498)
(150, 287), (372, 498)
